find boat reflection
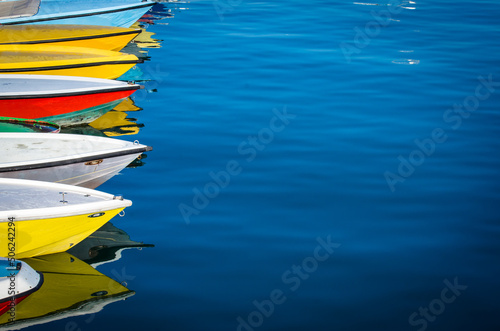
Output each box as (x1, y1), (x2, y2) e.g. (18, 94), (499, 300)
(89, 111), (144, 137)
(68, 221), (154, 268)
(0, 253), (133, 329)
(61, 97), (145, 138)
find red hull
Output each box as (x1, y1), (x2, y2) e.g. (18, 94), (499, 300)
(0, 90), (136, 119)
(0, 293), (30, 317)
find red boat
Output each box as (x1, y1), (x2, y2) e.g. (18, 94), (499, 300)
(0, 75), (141, 126)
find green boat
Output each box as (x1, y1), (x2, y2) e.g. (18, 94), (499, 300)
(0, 117), (60, 133)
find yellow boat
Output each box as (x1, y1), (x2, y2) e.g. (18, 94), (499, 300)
(0, 45), (140, 79)
(0, 25), (141, 51)
(0, 178), (132, 259)
(0, 252), (133, 327)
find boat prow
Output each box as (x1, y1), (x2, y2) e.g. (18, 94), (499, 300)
(0, 178), (133, 258)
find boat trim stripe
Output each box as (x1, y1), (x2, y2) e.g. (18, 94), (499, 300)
(0, 30), (141, 45)
(0, 146), (153, 173)
(0, 85), (141, 99)
(0, 60), (142, 73)
(0, 3), (153, 26)
(0, 272), (44, 304)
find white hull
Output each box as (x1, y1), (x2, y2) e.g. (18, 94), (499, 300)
(0, 133), (151, 189)
(0, 152), (141, 189)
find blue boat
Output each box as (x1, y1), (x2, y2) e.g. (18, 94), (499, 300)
(0, 0), (154, 27)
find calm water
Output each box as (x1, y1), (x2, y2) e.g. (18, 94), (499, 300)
(13, 0), (500, 330)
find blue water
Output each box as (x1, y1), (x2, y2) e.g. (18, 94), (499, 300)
(22, 0), (500, 330)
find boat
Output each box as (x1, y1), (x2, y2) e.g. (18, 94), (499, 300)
(0, 0), (40, 20)
(68, 222), (153, 267)
(0, 25), (141, 51)
(0, 133), (152, 188)
(0, 75), (142, 126)
(0, 45), (141, 79)
(0, 253), (133, 328)
(0, 117), (59, 133)
(0, 258), (43, 318)
(0, 0), (154, 27)
(0, 74), (141, 126)
(0, 178), (132, 259)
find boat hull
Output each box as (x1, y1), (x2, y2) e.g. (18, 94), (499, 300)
(0, 117), (59, 133)
(0, 62), (138, 80)
(0, 91), (133, 123)
(40, 99), (124, 126)
(0, 74), (141, 125)
(0, 45), (140, 79)
(0, 132), (152, 188)
(0, 25), (141, 51)
(0, 207), (126, 259)
(0, 253), (133, 327)
(0, 152), (143, 189)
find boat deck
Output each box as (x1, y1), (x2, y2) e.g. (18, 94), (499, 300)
(0, 133), (135, 164)
(0, 183), (107, 211)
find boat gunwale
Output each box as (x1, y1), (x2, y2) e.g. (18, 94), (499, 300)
(0, 29), (141, 45)
(0, 132), (152, 171)
(0, 84), (141, 99)
(0, 145), (152, 172)
(0, 177), (132, 221)
(0, 59), (142, 73)
(0, 200), (131, 221)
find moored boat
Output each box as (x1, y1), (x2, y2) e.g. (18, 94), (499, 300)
(0, 253), (133, 328)
(0, 117), (59, 133)
(0, 25), (141, 51)
(0, 45), (141, 79)
(0, 75), (141, 126)
(0, 133), (152, 188)
(0, 0), (153, 27)
(0, 178), (132, 259)
(0, 258), (43, 318)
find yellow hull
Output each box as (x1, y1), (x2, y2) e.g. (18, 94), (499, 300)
(0, 253), (132, 326)
(0, 45), (139, 79)
(0, 208), (125, 259)
(0, 25), (141, 51)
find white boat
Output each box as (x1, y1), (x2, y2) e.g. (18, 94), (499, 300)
(0, 178), (132, 259)
(0, 258), (43, 318)
(0, 133), (152, 189)
(0, 0), (40, 20)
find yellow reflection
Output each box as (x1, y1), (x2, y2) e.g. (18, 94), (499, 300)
(0, 252), (133, 328)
